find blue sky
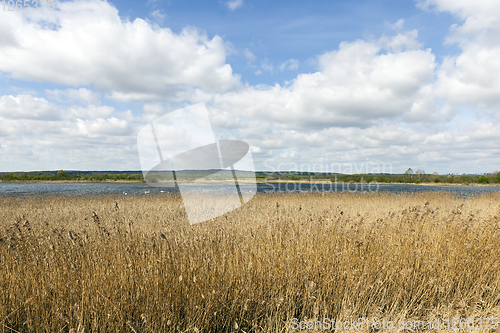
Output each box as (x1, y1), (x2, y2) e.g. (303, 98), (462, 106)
(0, 0), (500, 174)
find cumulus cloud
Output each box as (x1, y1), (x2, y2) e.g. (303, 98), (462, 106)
(76, 117), (132, 137)
(206, 109), (500, 174)
(381, 30), (423, 52)
(0, 95), (60, 120)
(418, 0), (500, 109)
(0, 93), (142, 171)
(211, 32), (438, 130)
(0, 0), (240, 102)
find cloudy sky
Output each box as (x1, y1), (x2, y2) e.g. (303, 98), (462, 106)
(1, 0), (499, 174)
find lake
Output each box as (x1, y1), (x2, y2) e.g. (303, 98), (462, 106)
(1, 182), (500, 196)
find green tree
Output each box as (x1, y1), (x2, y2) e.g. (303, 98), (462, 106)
(477, 175), (489, 184)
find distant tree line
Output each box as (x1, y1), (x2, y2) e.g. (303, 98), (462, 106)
(2, 170), (500, 185)
(257, 170), (500, 184)
(0, 171), (144, 182)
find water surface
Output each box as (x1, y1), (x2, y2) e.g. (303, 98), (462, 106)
(1, 182), (499, 196)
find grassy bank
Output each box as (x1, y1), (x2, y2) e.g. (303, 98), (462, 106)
(1, 192), (500, 332)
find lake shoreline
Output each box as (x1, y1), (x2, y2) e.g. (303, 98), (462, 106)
(258, 180), (500, 187)
(1, 179), (499, 187)
(0, 179), (144, 184)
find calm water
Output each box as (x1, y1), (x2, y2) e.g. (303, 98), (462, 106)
(1, 182), (500, 196)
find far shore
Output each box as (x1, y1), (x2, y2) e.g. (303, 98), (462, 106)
(0, 179), (144, 184)
(257, 179), (500, 186)
(1, 179), (499, 187)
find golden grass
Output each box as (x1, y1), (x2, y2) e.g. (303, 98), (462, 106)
(1, 192), (500, 332)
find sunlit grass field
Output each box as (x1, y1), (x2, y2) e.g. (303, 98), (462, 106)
(1, 192), (500, 332)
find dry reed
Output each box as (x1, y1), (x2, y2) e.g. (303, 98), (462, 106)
(0, 191), (500, 332)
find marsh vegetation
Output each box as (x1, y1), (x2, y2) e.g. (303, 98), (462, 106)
(1, 192), (499, 332)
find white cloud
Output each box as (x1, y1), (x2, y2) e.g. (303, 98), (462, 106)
(46, 88), (100, 105)
(76, 118), (132, 137)
(0, 93), (142, 171)
(260, 59), (274, 73)
(0, 95), (60, 120)
(225, 0), (244, 11)
(417, 0), (500, 22)
(419, 0), (500, 109)
(150, 9), (166, 24)
(69, 105), (115, 120)
(386, 18), (405, 30)
(243, 48), (256, 63)
(0, 0), (240, 102)
(381, 30), (422, 53)
(206, 109), (500, 174)
(211, 33), (438, 130)
(279, 59), (299, 71)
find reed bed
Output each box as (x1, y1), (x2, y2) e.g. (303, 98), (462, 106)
(1, 191), (500, 332)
